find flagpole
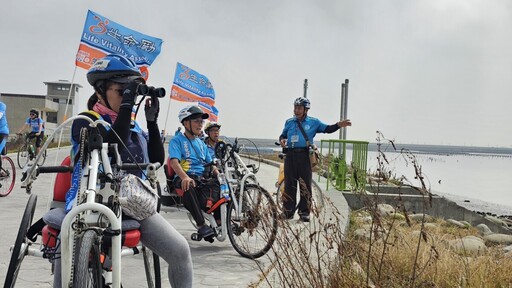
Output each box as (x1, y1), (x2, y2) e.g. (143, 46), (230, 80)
(163, 97), (172, 136)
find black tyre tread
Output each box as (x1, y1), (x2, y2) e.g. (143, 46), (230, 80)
(73, 230), (102, 288)
(4, 194), (37, 288)
(227, 184), (278, 259)
(17, 143), (28, 169)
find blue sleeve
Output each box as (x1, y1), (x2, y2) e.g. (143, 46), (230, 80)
(317, 119), (328, 133)
(279, 120), (289, 140)
(168, 138), (182, 160)
(25, 118), (30, 125)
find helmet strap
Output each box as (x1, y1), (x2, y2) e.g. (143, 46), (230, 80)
(183, 121), (195, 139)
(95, 81), (113, 110)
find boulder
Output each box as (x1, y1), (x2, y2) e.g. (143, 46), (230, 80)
(448, 236), (487, 254)
(483, 234), (512, 245)
(475, 224), (493, 236)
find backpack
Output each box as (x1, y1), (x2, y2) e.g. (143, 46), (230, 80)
(37, 118), (45, 129)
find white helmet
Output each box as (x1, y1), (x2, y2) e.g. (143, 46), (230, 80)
(178, 105), (209, 123)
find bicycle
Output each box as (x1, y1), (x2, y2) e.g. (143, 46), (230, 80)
(0, 153), (16, 197)
(16, 132), (47, 168)
(162, 138), (279, 259)
(5, 115), (162, 288)
(274, 142), (325, 214)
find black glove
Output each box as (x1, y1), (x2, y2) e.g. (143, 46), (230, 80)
(120, 81), (139, 108)
(145, 97), (159, 122)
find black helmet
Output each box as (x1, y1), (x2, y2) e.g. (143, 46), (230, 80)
(178, 105), (209, 124)
(30, 109), (39, 117)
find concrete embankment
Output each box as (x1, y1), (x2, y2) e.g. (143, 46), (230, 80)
(343, 184), (512, 234)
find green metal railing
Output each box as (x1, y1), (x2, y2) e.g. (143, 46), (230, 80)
(319, 139), (369, 191)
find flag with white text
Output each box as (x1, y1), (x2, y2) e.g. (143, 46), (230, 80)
(170, 63), (216, 106)
(75, 10), (163, 80)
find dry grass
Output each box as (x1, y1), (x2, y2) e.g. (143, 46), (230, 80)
(254, 132), (512, 288)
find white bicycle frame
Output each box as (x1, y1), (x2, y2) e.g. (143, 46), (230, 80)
(22, 115), (160, 288)
(188, 145), (259, 242)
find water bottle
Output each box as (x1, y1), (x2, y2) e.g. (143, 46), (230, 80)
(217, 172), (230, 200)
(29, 145), (35, 158)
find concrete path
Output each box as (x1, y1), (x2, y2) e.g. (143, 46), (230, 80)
(0, 148), (350, 287)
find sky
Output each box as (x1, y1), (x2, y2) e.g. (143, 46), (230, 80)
(1, 0), (511, 148)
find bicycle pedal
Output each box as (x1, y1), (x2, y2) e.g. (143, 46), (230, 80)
(204, 235), (215, 243)
(191, 233), (202, 241)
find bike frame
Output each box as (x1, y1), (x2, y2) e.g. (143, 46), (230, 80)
(22, 115), (159, 288)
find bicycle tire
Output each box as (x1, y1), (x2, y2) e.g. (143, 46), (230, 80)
(73, 230), (103, 288)
(17, 143), (29, 169)
(276, 180), (324, 212)
(4, 194), (37, 288)
(227, 184), (278, 259)
(0, 156), (16, 197)
(142, 246), (161, 288)
(37, 149), (47, 166)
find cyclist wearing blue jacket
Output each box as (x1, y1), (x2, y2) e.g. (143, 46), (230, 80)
(50, 54), (193, 288)
(17, 109), (44, 155)
(0, 101), (9, 177)
(168, 105), (221, 239)
(279, 97), (351, 222)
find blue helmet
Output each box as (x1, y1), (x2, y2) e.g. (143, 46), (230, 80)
(294, 97), (311, 109)
(86, 54), (144, 87)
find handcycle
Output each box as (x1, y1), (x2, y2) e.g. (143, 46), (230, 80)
(0, 149), (16, 197)
(16, 132), (47, 168)
(274, 142), (325, 214)
(5, 116), (162, 288)
(161, 138), (279, 259)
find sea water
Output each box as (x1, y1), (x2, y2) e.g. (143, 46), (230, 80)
(366, 151), (512, 216)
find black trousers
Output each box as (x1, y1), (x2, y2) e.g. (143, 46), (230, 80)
(282, 149), (312, 217)
(174, 177), (220, 227)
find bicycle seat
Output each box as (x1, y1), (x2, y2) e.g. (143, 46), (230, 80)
(40, 156), (142, 249)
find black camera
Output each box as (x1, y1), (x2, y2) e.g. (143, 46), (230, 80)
(136, 84), (166, 98)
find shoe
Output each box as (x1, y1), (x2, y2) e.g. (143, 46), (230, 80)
(300, 215), (310, 222)
(197, 225), (215, 238)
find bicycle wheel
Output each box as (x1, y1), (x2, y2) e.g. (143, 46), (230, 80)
(0, 156), (16, 197)
(36, 149), (47, 166)
(17, 143), (29, 169)
(227, 184), (278, 259)
(275, 180), (324, 212)
(4, 194), (37, 288)
(142, 246), (161, 288)
(73, 230), (103, 288)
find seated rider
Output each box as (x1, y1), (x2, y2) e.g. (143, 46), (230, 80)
(17, 109), (45, 156)
(50, 54), (193, 287)
(168, 105), (221, 239)
(204, 121), (222, 159)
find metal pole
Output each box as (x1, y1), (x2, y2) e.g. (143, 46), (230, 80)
(303, 79), (308, 98)
(342, 79), (349, 140)
(339, 83), (345, 139)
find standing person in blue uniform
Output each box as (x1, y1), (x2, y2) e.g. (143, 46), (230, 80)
(279, 97), (352, 222)
(50, 54), (193, 288)
(17, 109), (45, 156)
(0, 101), (9, 177)
(168, 105), (221, 239)
(204, 122), (222, 158)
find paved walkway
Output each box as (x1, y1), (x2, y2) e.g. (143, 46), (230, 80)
(0, 148), (350, 287)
